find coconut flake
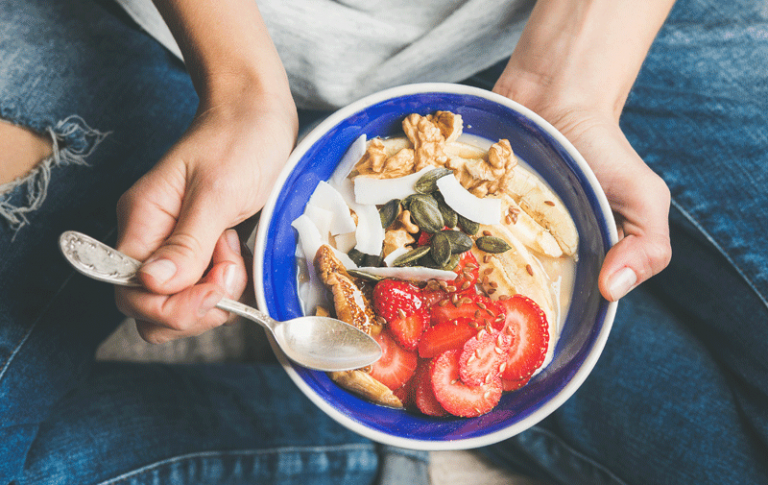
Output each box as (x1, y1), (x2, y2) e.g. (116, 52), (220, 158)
(354, 266), (457, 282)
(353, 166), (434, 205)
(307, 181), (357, 235)
(352, 203), (385, 256)
(436, 175), (502, 225)
(333, 231), (357, 254)
(382, 246), (410, 267)
(292, 215), (357, 269)
(303, 204), (333, 239)
(330, 134), (367, 186)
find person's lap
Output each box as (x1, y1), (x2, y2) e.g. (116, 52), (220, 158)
(482, 0), (768, 483)
(0, 2), (414, 484)
(2, 0), (767, 484)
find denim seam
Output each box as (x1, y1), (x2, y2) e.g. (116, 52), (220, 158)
(95, 443), (377, 485)
(0, 268), (78, 386)
(526, 426), (630, 485)
(671, 198), (768, 312)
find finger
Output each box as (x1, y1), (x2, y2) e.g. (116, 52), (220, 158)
(598, 178), (672, 301)
(204, 229), (249, 324)
(137, 180), (233, 294)
(115, 282), (228, 340)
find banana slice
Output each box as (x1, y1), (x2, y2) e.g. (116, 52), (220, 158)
(314, 245), (401, 407)
(503, 166), (578, 256)
(498, 193), (563, 258)
(471, 224), (557, 331)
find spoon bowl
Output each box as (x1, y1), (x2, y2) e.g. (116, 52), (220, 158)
(59, 230), (381, 372)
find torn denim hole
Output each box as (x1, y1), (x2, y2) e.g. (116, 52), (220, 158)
(0, 115), (110, 232)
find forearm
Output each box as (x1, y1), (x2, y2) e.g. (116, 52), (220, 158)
(496, 0), (676, 120)
(152, 0), (293, 107)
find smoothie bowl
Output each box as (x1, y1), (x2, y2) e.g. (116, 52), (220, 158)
(253, 83), (618, 450)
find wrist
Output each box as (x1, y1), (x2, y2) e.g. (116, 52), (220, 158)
(494, 0), (674, 122)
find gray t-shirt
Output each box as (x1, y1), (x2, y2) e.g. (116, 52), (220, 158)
(115, 0), (533, 109)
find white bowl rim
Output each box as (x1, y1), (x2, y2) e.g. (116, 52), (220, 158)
(254, 82), (619, 451)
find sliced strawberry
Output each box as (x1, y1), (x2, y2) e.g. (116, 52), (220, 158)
(372, 279), (424, 323)
(421, 287), (450, 309)
(452, 250), (479, 292)
(497, 295), (550, 381)
(430, 293), (503, 329)
(459, 328), (513, 386)
(431, 350), (502, 417)
(416, 231), (432, 247)
(413, 360), (448, 417)
(501, 375), (531, 392)
(369, 329), (418, 391)
(392, 379), (415, 408)
(389, 310), (427, 350)
(417, 317), (478, 358)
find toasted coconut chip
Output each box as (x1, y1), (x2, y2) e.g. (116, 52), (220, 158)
(436, 174), (502, 225)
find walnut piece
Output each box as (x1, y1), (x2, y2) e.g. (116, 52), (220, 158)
(382, 226), (415, 257)
(355, 139), (415, 179)
(402, 113), (450, 171)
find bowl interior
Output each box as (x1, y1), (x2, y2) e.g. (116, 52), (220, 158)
(256, 87), (614, 449)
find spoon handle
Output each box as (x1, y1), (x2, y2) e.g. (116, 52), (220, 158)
(58, 231), (278, 334)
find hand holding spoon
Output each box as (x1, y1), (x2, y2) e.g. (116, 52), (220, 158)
(58, 231), (381, 372)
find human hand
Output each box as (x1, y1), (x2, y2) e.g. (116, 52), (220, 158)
(494, 79), (671, 301)
(114, 95), (298, 343)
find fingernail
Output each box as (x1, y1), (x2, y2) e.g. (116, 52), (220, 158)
(225, 229), (241, 256)
(141, 259), (177, 285)
(199, 290), (222, 317)
(608, 267), (637, 301)
(223, 263), (239, 296)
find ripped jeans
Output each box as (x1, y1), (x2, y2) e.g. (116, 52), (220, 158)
(2, 1), (768, 485)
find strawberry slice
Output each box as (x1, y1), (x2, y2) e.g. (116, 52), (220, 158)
(501, 375), (531, 392)
(369, 329), (418, 391)
(413, 360), (448, 417)
(389, 310), (427, 350)
(430, 293), (503, 329)
(392, 379), (415, 408)
(459, 328), (513, 386)
(452, 250), (479, 293)
(372, 279), (424, 323)
(416, 231), (432, 247)
(497, 295), (550, 381)
(421, 287), (449, 309)
(417, 317), (478, 358)
(431, 350), (502, 417)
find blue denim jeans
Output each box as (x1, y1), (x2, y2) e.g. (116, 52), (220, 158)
(0, 1), (428, 484)
(1, 0), (767, 485)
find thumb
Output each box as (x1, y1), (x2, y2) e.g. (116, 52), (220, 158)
(138, 188), (230, 294)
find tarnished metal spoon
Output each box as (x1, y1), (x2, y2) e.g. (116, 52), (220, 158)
(58, 230), (381, 372)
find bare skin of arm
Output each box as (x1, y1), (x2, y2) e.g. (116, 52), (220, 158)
(115, 0), (298, 343)
(494, 0), (676, 301)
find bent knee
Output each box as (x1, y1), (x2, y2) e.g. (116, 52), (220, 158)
(0, 120), (52, 186)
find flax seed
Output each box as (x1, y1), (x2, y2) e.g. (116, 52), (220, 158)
(397, 308), (406, 319)
(477, 329), (486, 339)
(466, 263), (479, 270)
(474, 309), (481, 318)
(446, 285), (457, 293)
(488, 288), (497, 294)
(461, 297), (473, 305)
(461, 280), (471, 290)
(438, 299), (449, 307)
(477, 301), (487, 310)
(483, 267), (494, 275)
(505, 215), (512, 224)
(510, 212), (518, 224)
(498, 295), (510, 301)
(545, 200), (555, 206)
(482, 230), (492, 236)
(483, 255), (492, 263)
(489, 281), (498, 288)
(526, 264), (534, 276)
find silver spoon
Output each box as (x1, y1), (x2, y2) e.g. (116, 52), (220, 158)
(58, 230), (381, 372)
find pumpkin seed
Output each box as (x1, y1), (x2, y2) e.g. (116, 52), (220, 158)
(434, 192), (458, 228)
(417, 252), (441, 269)
(379, 199), (400, 228)
(409, 195), (444, 233)
(441, 230), (473, 253)
(347, 269), (384, 282)
(441, 253), (461, 271)
(392, 245), (431, 267)
(414, 167), (453, 194)
(475, 236), (512, 253)
(363, 253), (383, 267)
(347, 248), (366, 266)
(457, 214), (479, 235)
(430, 231), (452, 266)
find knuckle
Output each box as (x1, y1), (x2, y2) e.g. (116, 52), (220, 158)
(135, 324), (169, 345)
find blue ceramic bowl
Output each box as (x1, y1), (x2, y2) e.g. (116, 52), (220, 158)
(254, 83), (618, 450)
